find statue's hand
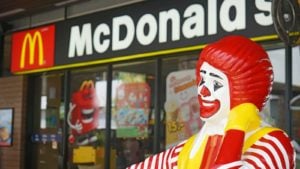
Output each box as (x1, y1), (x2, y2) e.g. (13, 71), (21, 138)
(225, 103), (261, 132)
(74, 120), (83, 132)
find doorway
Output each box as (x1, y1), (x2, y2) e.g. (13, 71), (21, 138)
(26, 73), (64, 169)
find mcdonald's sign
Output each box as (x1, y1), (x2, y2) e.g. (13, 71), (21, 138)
(11, 25), (55, 73)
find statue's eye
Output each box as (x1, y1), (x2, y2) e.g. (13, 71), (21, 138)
(199, 78), (205, 86)
(213, 80), (223, 91)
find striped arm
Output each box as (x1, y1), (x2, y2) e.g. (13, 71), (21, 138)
(126, 141), (185, 169)
(241, 130), (295, 169)
(213, 130), (295, 169)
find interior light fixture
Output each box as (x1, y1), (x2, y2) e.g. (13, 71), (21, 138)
(54, 0), (79, 7)
(0, 8), (25, 18)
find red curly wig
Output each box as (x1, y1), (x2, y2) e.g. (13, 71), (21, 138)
(196, 35), (273, 111)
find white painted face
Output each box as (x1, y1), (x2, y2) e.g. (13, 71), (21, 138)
(197, 62), (230, 121)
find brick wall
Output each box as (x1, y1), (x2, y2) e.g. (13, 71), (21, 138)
(0, 76), (27, 169)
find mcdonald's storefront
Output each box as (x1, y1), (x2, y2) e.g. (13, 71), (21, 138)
(1, 0), (300, 169)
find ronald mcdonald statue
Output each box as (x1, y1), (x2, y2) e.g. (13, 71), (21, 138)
(127, 36), (296, 169)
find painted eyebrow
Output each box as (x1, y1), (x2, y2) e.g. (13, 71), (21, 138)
(209, 72), (223, 79)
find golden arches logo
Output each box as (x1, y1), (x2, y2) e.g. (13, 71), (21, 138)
(80, 80), (95, 90)
(20, 31), (44, 68)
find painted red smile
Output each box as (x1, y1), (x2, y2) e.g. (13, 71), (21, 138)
(198, 96), (220, 118)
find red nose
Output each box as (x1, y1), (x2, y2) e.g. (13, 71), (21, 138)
(200, 86), (211, 97)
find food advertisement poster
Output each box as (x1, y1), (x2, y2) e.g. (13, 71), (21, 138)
(165, 70), (202, 148)
(0, 108), (13, 146)
(114, 72), (151, 138)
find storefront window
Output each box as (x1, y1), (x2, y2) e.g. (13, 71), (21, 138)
(24, 46), (300, 169)
(267, 47), (300, 133)
(112, 60), (155, 168)
(68, 66), (108, 169)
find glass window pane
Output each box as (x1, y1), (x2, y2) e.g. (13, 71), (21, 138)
(112, 60), (155, 168)
(29, 72), (64, 169)
(162, 54), (203, 149)
(68, 66), (107, 169)
(265, 47), (300, 130)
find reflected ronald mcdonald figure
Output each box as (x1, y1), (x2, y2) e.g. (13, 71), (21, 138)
(127, 36), (296, 169)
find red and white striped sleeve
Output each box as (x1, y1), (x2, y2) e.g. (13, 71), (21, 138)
(241, 130), (295, 169)
(214, 130), (296, 169)
(126, 141), (186, 169)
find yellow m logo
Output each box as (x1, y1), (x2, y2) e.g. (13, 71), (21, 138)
(20, 31), (44, 68)
(80, 80), (94, 90)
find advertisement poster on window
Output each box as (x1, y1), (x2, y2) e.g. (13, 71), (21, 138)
(0, 108), (14, 146)
(68, 80), (101, 146)
(114, 72), (151, 138)
(165, 70), (202, 149)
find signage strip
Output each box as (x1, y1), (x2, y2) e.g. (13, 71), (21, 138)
(14, 34), (278, 75)
(11, 0), (278, 74)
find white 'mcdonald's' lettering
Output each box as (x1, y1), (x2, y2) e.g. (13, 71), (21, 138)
(68, 23), (93, 58)
(220, 0), (246, 32)
(254, 0), (272, 26)
(68, 0), (273, 58)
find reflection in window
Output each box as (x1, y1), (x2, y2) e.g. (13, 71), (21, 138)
(113, 61), (155, 168)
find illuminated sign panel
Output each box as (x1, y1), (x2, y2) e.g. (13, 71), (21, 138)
(55, 0), (276, 66)
(11, 25), (55, 73)
(10, 0), (277, 74)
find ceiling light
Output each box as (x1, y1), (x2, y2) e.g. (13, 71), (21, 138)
(0, 8), (25, 18)
(54, 0), (79, 7)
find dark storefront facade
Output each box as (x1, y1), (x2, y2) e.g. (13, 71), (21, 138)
(0, 0), (299, 169)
